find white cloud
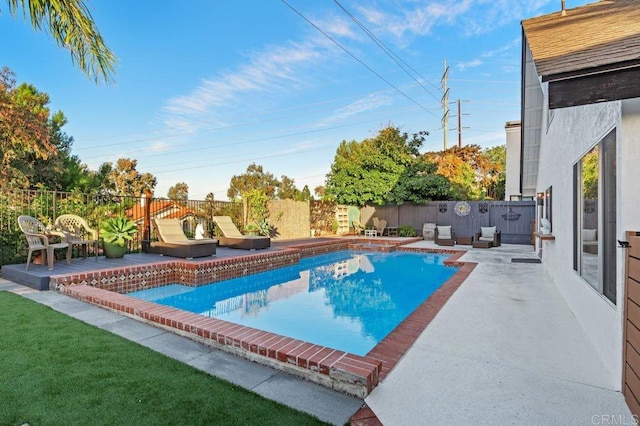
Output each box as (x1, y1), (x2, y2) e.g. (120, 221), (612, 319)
(357, 0), (553, 40)
(456, 59), (482, 71)
(161, 38), (333, 133)
(314, 93), (393, 128)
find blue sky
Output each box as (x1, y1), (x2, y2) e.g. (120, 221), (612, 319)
(3, 0), (592, 200)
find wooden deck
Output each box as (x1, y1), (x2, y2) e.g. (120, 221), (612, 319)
(0, 237), (342, 290)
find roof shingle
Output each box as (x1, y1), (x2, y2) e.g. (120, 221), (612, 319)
(522, 0), (640, 78)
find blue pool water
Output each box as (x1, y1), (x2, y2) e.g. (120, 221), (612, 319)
(129, 250), (457, 356)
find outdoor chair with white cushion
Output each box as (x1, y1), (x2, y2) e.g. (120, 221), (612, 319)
(17, 215), (71, 270)
(54, 214), (99, 259)
(473, 226), (501, 248)
(143, 218), (217, 258)
(435, 225), (455, 246)
(211, 216), (270, 250)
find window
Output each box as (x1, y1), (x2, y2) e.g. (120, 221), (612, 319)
(573, 130), (616, 304)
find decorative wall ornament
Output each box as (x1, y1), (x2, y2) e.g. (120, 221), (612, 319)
(438, 203), (448, 213)
(502, 208), (521, 221)
(584, 200), (596, 214)
(478, 202), (489, 214)
(454, 201), (471, 217)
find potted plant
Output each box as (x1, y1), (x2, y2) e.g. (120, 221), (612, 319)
(243, 223), (259, 236)
(100, 216), (138, 259)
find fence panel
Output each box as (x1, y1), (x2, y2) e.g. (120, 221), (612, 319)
(361, 201), (535, 244)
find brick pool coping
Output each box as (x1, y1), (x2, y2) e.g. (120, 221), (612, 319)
(57, 239), (474, 398)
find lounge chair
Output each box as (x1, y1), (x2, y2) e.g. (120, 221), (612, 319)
(473, 226), (501, 248)
(54, 214), (99, 259)
(143, 218), (217, 258)
(17, 215), (71, 270)
(435, 225), (455, 246)
(211, 216), (270, 250)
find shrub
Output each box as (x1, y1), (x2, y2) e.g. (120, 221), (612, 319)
(398, 225), (417, 237)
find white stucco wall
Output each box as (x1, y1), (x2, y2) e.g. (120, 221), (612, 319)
(504, 122), (522, 200)
(536, 94), (624, 389)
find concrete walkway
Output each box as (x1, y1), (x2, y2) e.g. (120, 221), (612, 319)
(366, 242), (632, 425)
(2, 242), (634, 425)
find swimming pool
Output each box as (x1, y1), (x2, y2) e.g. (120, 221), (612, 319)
(129, 250), (458, 356)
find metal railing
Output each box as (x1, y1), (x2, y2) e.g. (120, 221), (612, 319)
(0, 189), (242, 267)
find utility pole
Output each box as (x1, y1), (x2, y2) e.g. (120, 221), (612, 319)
(451, 99), (470, 147)
(441, 60), (450, 150)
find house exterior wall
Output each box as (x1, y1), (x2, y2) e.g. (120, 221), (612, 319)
(536, 94), (626, 389)
(505, 121), (522, 200)
(522, 41), (543, 199)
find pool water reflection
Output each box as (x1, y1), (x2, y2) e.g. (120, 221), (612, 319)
(130, 250), (457, 356)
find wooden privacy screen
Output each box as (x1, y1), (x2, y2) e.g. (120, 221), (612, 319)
(624, 231), (640, 416)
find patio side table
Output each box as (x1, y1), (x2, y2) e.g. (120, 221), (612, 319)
(456, 235), (473, 245)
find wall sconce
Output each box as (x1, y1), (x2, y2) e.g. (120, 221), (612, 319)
(536, 192), (545, 206)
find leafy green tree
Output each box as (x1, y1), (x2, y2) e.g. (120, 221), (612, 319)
(277, 175), (301, 200)
(300, 185), (312, 201)
(325, 126), (431, 205)
(6, 0), (116, 83)
(104, 158), (156, 196)
(29, 109), (91, 191)
(387, 162), (452, 204)
(0, 68), (54, 187)
(167, 182), (189, 203)
(582, 147), (598, 199)
(483, 145), (506, 200)
(227, 163), (279, 200)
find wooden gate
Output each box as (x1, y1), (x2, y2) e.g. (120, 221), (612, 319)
(623, 231), (640, 415)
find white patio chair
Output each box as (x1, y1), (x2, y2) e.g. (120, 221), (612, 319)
(17, 215), (71, 270)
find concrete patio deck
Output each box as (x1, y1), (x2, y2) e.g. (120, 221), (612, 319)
(1, 239), (633, 424)
(363, 241), (632, 425)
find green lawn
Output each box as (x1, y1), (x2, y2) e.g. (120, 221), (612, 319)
(0, 292), (327, 426)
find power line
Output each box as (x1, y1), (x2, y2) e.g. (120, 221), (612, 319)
(280, 0), (440, 120)
(79, 103), (440, 164)
(331, 0), (441, 102)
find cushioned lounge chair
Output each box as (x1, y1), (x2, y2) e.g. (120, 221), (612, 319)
(18, 215), (71, 270)
(143, 218), (217, 258)
(212, 216), (271, 250)
(435, 225), (455, 246)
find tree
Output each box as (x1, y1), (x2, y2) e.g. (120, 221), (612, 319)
(424, 150), (478, 200)
(314, 185), (328, 200)
(0, 68), (54, 187)
(278, 175), (301, 200)
(424, 144), (505, 200)
(167, 182), (189, 203)
(325, 125), (434, 205)
(104, 158), (156, 196)
(387, 162), (452, 204)
(227, 163), (279, 200)
(7, 0), (116, 83)
(483, 145), (506, 200)
(300, 185), (312, 201)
